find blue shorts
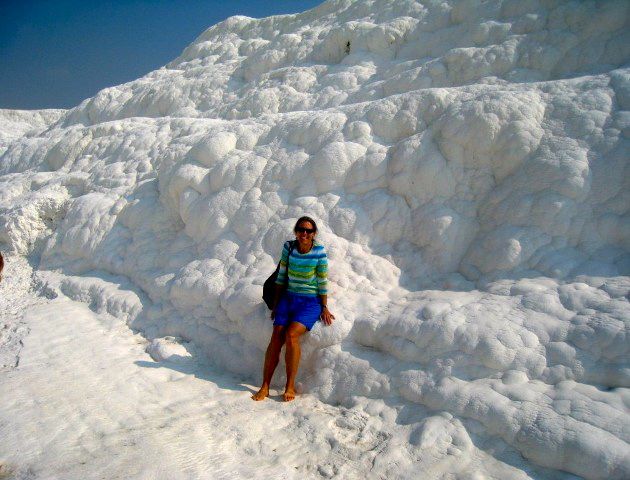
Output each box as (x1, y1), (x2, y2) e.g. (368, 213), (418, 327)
(274, 292), (322, 331)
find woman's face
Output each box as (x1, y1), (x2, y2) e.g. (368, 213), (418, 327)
(295, 221), (316, 247)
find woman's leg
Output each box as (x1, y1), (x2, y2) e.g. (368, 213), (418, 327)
(252, 325), (286, 401)
(284, 322), (307, 402)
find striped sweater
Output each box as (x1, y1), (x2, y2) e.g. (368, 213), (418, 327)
(275, 240), (328, 296)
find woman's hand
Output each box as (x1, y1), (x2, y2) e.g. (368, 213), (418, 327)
(320, 306), (335, 326)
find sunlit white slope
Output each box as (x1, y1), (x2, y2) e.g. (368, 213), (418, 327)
(0, 1), (629, 478)
(61, 0), (629, 124)
(0, 109), (65, 155)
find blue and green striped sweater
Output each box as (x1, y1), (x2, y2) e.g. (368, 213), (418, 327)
(275, 241), (328, 296)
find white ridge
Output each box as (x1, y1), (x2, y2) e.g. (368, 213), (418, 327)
(0, 1), (628, 478)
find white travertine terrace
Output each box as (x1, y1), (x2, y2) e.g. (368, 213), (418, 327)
(1, 1), (629, 478)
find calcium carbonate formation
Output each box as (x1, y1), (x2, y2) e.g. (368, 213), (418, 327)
(1, 1), (628, 478)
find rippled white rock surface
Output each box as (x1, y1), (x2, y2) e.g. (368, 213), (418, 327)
(1, 1), (628, 478)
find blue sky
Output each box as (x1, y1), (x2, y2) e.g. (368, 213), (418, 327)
(0, 0), (323, 110)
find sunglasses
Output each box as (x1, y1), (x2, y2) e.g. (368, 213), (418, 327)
(296, 227), (315, 234)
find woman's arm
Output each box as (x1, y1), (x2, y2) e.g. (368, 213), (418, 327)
(271, 242), (291, 319)
(316, 248), (333, 325)
(270, 284), (284, 319)
(319, 295), (335, 325)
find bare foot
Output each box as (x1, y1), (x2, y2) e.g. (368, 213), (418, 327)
(252, 386), (269, 401)
(283, 388), (296, 402)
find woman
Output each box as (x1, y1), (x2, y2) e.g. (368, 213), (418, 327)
(252, 216), (335, 402)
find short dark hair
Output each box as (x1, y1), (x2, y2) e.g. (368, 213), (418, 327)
(294, 216), (318, 233)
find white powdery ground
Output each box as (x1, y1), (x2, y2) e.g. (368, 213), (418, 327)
(0, 268), (564, 479)
(0, 0), (629, 478)
(1, 260), (547, 480)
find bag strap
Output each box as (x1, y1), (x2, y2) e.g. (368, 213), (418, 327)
(285, 240), (296, 285)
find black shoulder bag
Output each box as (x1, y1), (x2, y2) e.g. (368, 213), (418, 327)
(262, 240), (295, 310)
